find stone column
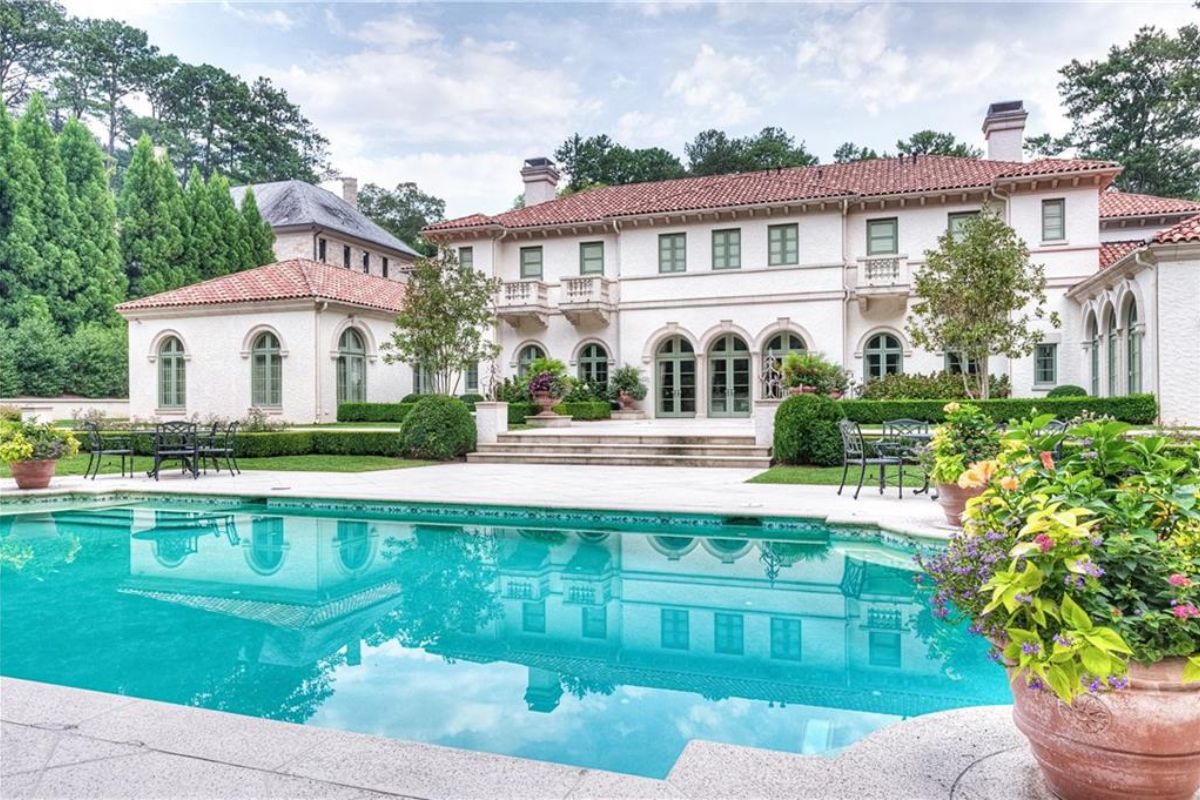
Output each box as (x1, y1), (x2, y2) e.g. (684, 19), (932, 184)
(474, 401), (508, 445)
(754, 399), (783, 448)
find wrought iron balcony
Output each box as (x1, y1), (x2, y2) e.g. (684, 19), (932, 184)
(559, 276), (616, 326)
(496, 280), (550, 329)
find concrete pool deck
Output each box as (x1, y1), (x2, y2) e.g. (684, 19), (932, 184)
(0, 676), (1069, 799)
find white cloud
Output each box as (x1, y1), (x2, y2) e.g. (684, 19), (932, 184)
(351, 12), (440, 47)
(220, 2), (298, 31)
(635, 1), (702, 18)
(668, 43), (768, 125)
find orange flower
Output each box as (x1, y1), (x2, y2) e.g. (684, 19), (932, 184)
(1039, 451), (1055, 471)
(1000, 475), (1019, 492)
(957, 459), (998, 489)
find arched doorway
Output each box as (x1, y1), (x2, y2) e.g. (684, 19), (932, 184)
(707, 333), (750, 417)
(655, 336), (696, 418)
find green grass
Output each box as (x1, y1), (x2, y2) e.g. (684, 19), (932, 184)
(284, 422), (404, 430)
(1, 453), (433, 477)
(748, 464), (926, 487)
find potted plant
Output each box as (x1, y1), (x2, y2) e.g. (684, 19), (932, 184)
(607, 365), (648, 410)
(1, 419), (81, 490)
(524, 356), (569, 416)
(923, 402), (1000, 526)
(528, 371), (559, 414)
(781, 352), (849, 398)
(921, 415), (1200, 800)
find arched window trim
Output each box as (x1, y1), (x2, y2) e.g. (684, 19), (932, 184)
(250, 331), (283, 408)
(336, 327), (368, 404)
(863, 332), (904, 381)
(513, 342), (548, 376)
(577, 342), (610, 387)
(156, 335), (187, 409)
(240, 325), (289, 359)
(1124, 298), (1142, 395)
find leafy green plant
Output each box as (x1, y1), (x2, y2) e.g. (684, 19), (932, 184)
(837, 394), (1157, 425)
(0, 419), (80, 463)
(859, 371), (1011, 400)
(400, 396), (475, 460)
(773, 393), (844, 466)
(1047, 384), (1088, 398)
(607, 365), (647, 402)
(780, 352), (849, 395)
(923, 402), (1001, 485)
(338, 402), (416, 423)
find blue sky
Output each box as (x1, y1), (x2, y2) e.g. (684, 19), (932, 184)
(62, 1), (1198, 217)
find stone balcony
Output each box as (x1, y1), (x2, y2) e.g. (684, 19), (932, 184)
(497, 280), (550, 329)
(559, 276), (616, 326)
(853, 255), (911, 311)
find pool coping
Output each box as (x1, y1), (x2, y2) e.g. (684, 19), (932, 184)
(1, 676), (1058, 799)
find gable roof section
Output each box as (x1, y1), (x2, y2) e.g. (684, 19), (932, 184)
(1099, 191), (1200, 220)
(1154, 213), (1200, 244)
(116, 259), (407, 314)
(230, 180), (420, 258)
(426, 155), (1120, 234)
(1099, 240), (1143, 270)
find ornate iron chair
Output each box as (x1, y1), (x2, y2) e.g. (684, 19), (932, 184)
(837, 419), (904, 499)
(199, 421), (240, 475)
(151, 421), (198, 480)
(83, 421), (133, 480)
(879, 418), (931, 496)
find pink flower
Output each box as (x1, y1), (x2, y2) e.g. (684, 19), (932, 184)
(1171, 604), (1199, 620)
(1039, 451), (1055, 471)
(1034, 533), (1054, 553)
(1168, 574), (1193, 588)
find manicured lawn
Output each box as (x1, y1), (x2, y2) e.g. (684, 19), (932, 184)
(748, 464), (926, 487)
(0, 453), (433, 477)
(285, 422), (404, 430)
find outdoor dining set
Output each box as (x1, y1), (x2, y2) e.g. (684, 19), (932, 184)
(82, 421), (241, 480)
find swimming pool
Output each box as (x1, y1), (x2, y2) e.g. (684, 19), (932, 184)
(0, 494), (1008, 778)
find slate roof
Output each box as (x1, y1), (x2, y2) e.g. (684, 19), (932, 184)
(116, 259), (407, 314)
(1099, 240), (1143, 270)
(1154, 213), (1200, 244)
(1099, 191), (1200, 220)
(425, 155), (1121, 234)
(230, 180), (420, 258)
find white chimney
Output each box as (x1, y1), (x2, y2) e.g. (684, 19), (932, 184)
(520, 157), (560, 206)
(341, 176), (358, 208)
(982, 100), (1028, 162)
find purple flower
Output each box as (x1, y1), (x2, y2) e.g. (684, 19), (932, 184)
(1014, 593), (1034, 604)
(1026, 677), (1045, 691)
(1082, 561), (1104, 578)
(1107, 676), (1129, 690)
(932, 605), (949, 620)
(1021, 641), (1041, 655)
(1090, 536), (1104, 547)
(1082, 676), (1103, 693)
(987, 650), (1003, 663)
(1053, 634), (1073, 648)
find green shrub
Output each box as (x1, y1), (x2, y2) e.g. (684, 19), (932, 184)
(311, 431), (404, 457)
(507, 402), (539, 424)
(773, 393), (844, 466)
(553, 401), (611, 420)
(1046, 384), (1087, 398)
(458, 393), (484, 410)
(337, 402), (415, 422)
(859, 371), (1011, 400)
(400, 396), (475, 460)
(233, 431), (315, 458)
(837, 394), (1157, 424)
(80, 430), (409, 458)
(401, 393), (428, 404)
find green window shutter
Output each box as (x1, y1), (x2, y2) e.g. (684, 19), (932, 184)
(711, 228), (741, 270)
(1042, 199), (1065, 241)
(658, 233), (686, 273)
(1034, 343), (1057, 385)
(520, 246), (543, 279)
(866, 218), (898, 256)
(579, 241), (604, 275)
(458, 246), (474, 270)
(768, 224), (798, 266)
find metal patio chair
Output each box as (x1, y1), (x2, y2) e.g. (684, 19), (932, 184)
(837, 419), (903, 500)
(878, 418), (931, 497)
(199, 421), (240, 475)
(82, 421), (133, 480)
(151, 421), (198, 480)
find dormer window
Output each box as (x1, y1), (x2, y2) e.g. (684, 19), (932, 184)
(343, 245), (351, 268)
(318, 238), (327, 262)
(362, 251), (370, 274)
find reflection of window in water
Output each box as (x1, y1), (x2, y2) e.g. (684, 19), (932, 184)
(704, 538), (752, 562)
(650, 535), (695, 560)
(869, 631), (902, 668)
(661, 608), (689, 650)
(153, 534), (196, 568)
(247, 517), (286, 575)
(575, 531), (609, 544)
(522, 601), (546, 633)
(581, 606), (607, 639)
(714, 612), (744, 655)
(335, 520), (372, 572)
(770, 617), (803, 661)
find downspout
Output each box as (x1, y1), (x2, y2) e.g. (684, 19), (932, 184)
(612, 220), (622, 368)
(989, 184), (1013, 395)
(841, 199), (850, 380)
(314, 300), (328, 422)
(492, 231), (508, 382)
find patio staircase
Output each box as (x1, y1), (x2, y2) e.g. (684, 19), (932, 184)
(468, 431), (771, 469)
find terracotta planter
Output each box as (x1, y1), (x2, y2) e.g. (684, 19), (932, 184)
(829, 389), (844, 400)
(936, 482), (984, 527)
(1010, 659), (1200, 800)
(9, 458), (58, 490)
(617, 390), (637, 411)
(787, 385), (816, 396)
(531, 390), (558, 416)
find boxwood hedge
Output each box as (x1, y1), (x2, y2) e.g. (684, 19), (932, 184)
(836, 394), (1156, 424)
(503, 400), (612, 423)
(81, 430), (407, 458)
(337, 402), (416, 422)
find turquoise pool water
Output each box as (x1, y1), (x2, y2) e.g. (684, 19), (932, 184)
(0, 495), (1008, 778)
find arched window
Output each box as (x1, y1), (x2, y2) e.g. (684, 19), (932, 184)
(762, 333), (806, 399)
(864, 333), (903, 381)
(251, 332), (282, 407)
(335, 521), (372, 572)
(337, 328), (367, 404)
(1126, 300), (1141, 394)
(1087, 317), (1100, 396)
(1105, 310), (1118, 396)
(247, 517), (286, 575)
(517, 344), (546, 377)
(158, 336), (186, 408)
(577, 343), (609, 388)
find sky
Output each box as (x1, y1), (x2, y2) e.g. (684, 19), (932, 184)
(59, 0), (1199, 219)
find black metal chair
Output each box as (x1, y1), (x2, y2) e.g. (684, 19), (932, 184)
(1038, 418), (1068, 458)
(837, 419), (904, 499)
(151, 421), (198, 480)
(879, 418), (931, 497)
(82, 421), (133, 480)
(199, 421), (240, 475)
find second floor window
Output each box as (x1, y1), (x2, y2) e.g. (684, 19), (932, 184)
(711, 228), (741, 270)
(579, 241), (604, 275)
(458, 246), (474, 270)
(768, 223), (798, 266)
(520, 246), (543, 279)
(342, 245), (351, 267)
(1042, 199), (1066, 241)
(867, 218), (899, 256)
(362, 251), (370, 274)
(318, 238), (327, 262)
(948, 211), (979, 241)
(382, 257), (389, 278)
(659, 232), (686, 273)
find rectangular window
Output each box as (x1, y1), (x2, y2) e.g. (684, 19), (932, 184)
(661, 608), (689, 650)
(582, 607), (607, 639)
(382, 257), (389, 278)
(713, 613), (744, 655)
(318, 238), (327, 262)
(944, 352), (979, 375)
(1035, 343), (1057, 385)
(459, 246), (474, 271)
(869, 631), (902, 668)
(522, 601), (546, 634)
(465, 361), (479, 393)
(362, 251), (370, 274)
(866, 218), (899, 256)
(658, 233), (686, 273)
(770, 617), (802, 661)
(768, 223), (799, 266)
(520, 246), (543, 279)
(342, 245), (351, 268)
(711, 228), (741, 270)
(1042, 199), (1066, 242)
(579, 241), (604, 275)
(947, 211), (979, 241)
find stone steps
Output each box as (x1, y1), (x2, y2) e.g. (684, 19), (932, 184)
(467, 432), (770, 468)
(495, 433), (759, 446)
(476, 441), (769, 457)
(466, 451), (771, 469)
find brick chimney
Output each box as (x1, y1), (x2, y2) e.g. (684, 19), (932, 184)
(520, 157), (560, 206)
(341, 176), (358, 208)
(982, 100), (1028, 162)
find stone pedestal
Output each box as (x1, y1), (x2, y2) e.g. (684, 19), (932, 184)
(474, 401), (508, 444)
(526, 414), (571, 428)
(753, 399), (783, 448)
(611, 410), (647, 420)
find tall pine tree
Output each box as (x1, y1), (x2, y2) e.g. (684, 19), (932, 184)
(119, 135), (186, 297)
(239, 187), (276, 267)
(182, 166), (222, 279)
(207, 173), (245, 275)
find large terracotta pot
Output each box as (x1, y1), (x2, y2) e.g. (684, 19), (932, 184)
(532, 390), (557, 416)
(617, 390), (637, 411)
(1010, 659), (1200, 800)
(10, 458), (58, 490)
(936, 482), (984, 526)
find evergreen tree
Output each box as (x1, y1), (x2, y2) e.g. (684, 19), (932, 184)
(182, 165), (221, 279)
(207, 173), (245, 275)
(119, 135), (185, 297)
(239, 187), (276, 266)
(58, 117), (125, 323)
(6, 297), (66, 396)
(65, 321), (127, 397)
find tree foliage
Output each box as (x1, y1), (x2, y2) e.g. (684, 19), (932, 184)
(895, 130), (982, 159)
(554, 134), (686, 191)
(382, 250), (502, 396)
(907, 208), (1058, 400)
(118, 135), (187, 297)
(832, 142), (880, 163)
(358, 182), (446, 256)
(686, 127), (818, 175)
(240, 188), (276, 267)
(0, 0), (65, 109)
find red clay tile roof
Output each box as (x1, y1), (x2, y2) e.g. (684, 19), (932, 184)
(1099, 191), (1200, 219)
(426, 155), (1121, 234)
(116, 259), (406, 314)
(1153, 213), (1200, 244)
(1099, 240), (1143, 270)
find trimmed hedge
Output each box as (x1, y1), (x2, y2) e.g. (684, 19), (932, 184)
(837, 394), (1157, 424)
(337, 402), (416, 423)
(773, 394), (843, 467)
(553, 401), (611, 421)
(80, 430), (406, 458)
(400, 396), (475, 460)
(508, 402), (539, 424)
(1046, 385), (1088, 398)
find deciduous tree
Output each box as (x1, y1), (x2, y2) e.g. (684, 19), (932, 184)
(358, 181), (445, 256)
(832, 142), (881, 163)
(895, 130), (982, 159)
(0, 0), (65, 109)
